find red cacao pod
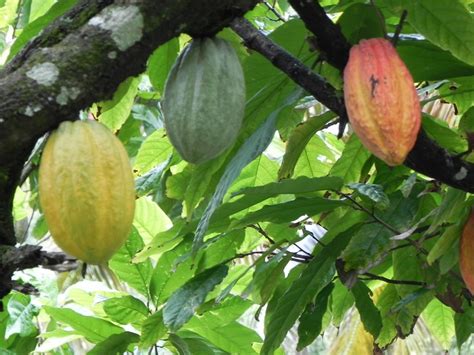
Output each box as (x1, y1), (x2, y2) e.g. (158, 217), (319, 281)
(343, 38), (421, 166)
(460, 210), (474, 294)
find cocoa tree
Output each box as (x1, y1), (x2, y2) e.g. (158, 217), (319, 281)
(1, 0), (474, 353)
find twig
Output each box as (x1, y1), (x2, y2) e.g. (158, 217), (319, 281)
(263, 0), (285, 22)
(361, 272), (426, 286)
(392, 10), (408, 46)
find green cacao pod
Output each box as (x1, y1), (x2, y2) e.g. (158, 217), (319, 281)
(460, 210), (474, 294)
(39, 120), (136, 264)
(162, 37), (246, 164)
(343, 38), (421, 166)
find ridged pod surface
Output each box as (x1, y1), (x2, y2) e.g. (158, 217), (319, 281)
(162, 37), (246, 164)
(460, 210), (474, 294)
(39, 120), (136, 264)
(343, 38), (421, 166)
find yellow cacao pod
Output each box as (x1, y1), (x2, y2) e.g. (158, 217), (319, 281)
(39, 120), (135, 264)
(460, 210), (474, 294)
(343, 38), (421, 166)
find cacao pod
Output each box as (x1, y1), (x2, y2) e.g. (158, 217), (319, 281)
(39, 120), (135, 264)
(343, 38), (421, 166)
(460, 210), (474, 294)
(162, 37), (246, 164)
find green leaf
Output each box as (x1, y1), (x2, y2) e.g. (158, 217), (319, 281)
(278, 111), (336, 179)
(139, 311), (167, 349)
(330, 134), (371, 184)
(426, 187), (466, 234)
(184, 321), (260, 354)
(343, 192), (418, 271)
(149, 238), (195, 304)
(348, 183), (390, 209)
(351, 281), (383, 338)
(0, 0), (20, 28)
(88, 331), (139, 355)
(8, 0), (77, 60)
(398, 39), (474, 82)
(245, 252), (293, 304)
(134, 129), (173, 174)
(261, 227), (353, 354)
(44, 307), (123, 344)
(215, 176), (343, 221)
(338, 3), (385, 44)
(422, 114), (467, 153)
(98, 77), (139, 131)
(293, 133), (338, 178)
(103, 296), (148, 326)
(5, 292), (38, 338)
(232, 197), (347, 228)
(427, 222), (465, 265)
(109, 227), (153, 297)
(184, 155), (227, 219)
(455, 306), (474, 348)
(422, 299), (455, 350)
(163, 265), (229, 331)
(196, 230), (245, 271)
(330, 281), (355, 326)
(393, 248), (433, 314)
(147, 38), (179, 93)
(404, 0), (474, 66)
(177, 330), (230, 354)
(133, 196), (172, 244)
(297, 282), (334, 351)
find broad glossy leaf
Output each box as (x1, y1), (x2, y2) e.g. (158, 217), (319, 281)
(422, 299), (455, 350)
(8, 0), (77, 60)
(398, 39), (474, 82)
(297, 282), (334, 350)
(147, 38), (179, 93)
(140, 311), (167, 349)
(184, 320), (260, 354)
(351, 281), (382, 338)
(163, 265), (228, 331)
(338, 3), (385, 44)
(330, 134), (371, 184)
(422, 114), (467, 153)
(5, 292), (38, 338)
(134, 129), (173, 174)
(98, 77), (139, 132)
(404, 0), (474, 66)
(44, 307), (123, 344)
(103, 296), (148, 326)
(109, 227), (153, 297)
(232, 197), (347, 228)
(133, 197), (172, 244)
(278, 111), (336, 179)
(455, 306), (474, 348)
(343, 192), (418, 271)
(88, 331), (139, 355)
(393, 247), (434, 314)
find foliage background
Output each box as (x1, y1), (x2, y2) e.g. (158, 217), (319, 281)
(1, 0), (474, 354)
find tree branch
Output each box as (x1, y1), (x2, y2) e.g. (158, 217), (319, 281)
(0, 245), (77, 302)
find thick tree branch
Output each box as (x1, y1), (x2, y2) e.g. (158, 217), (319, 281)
(288, 0), (350, 71)
(0, 245), (76, 303)
(0, 0), (259, 246)
(230, 18), (348, 122)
